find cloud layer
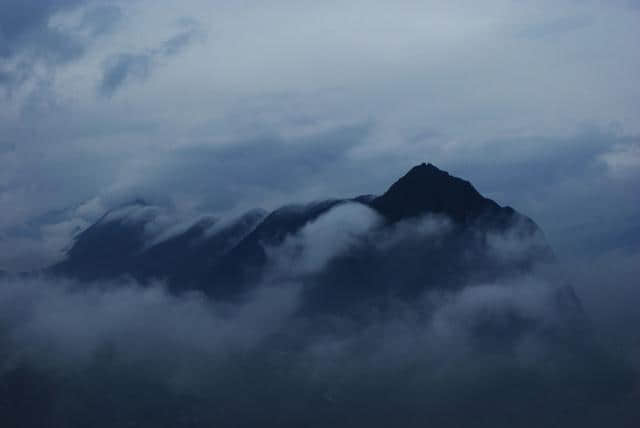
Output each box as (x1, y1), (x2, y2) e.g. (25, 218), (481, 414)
(1, 205), (639, 426)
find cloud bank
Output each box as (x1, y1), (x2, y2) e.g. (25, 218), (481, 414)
(1, 204), (639, 427)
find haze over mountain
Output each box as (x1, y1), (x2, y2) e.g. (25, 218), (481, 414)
(50, 163), (552, 307)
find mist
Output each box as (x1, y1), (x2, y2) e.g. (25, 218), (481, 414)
(1, 205), (639, 427)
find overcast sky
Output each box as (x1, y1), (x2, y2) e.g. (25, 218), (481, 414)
(1, 0), (639, 271)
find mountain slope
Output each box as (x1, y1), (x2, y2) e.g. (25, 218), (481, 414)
(50, 163), (551, 305)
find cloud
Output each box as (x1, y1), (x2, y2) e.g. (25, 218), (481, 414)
(0, 0), (84, 60)
(1, 122), (638, 274)
(436, 129), (640, 256)
(0, 1), (123, 97)
(2, 206), (640, 426)
(0, 123), (377, 272)
(0, 269), (636, 425)
(514, 14), (594, 40)
(374, 214), (452, 250)
(77, 4), (123, 38)
(269, 202), (382, 275)
(0, 276), (300, 375)
(99, 53), (153, 96)
(99, 22), (203, 96)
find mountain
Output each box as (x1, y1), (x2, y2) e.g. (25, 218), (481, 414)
(372, 163), (527, 229)
(298, 164), (551, 313)
(50, 201), (157, 281)
(49, 163), (552, 308)
(50, 204), (267, 290)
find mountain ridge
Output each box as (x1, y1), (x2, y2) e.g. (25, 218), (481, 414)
(49, 163), (550, 306)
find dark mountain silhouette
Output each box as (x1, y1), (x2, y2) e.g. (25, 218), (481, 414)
(50, 200), (154, 281)
(51, 205), (267, 288)
(373, 163), (495, 222)
(372, 163), (536, 232)
(50, 163), (552, 307)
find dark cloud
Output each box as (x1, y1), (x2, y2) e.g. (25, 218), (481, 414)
(0, 0), (122, 60)
(0, 0), (82, 58)
(0, 0), (123, 97)
(99, 23), (203, 96)
(161, 26), (200, 56)
(99, 52), (153, 96)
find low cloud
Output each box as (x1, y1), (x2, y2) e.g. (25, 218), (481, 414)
(0, 276), (300, 377)
(0, 209), (638, 426)
(269, 202), (382, 276)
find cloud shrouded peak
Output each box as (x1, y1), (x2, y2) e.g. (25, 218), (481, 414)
(45, 164), (554, 313)
(0, 2), (639, 425)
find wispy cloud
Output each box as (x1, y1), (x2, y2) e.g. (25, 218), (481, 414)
(99, 22), (204, 96)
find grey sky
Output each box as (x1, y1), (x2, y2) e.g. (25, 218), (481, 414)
(1, 0), (639, 271)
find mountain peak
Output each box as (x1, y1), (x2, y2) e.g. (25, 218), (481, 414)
(371, 163), (499, 224)
(405, 162), (448, 177)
